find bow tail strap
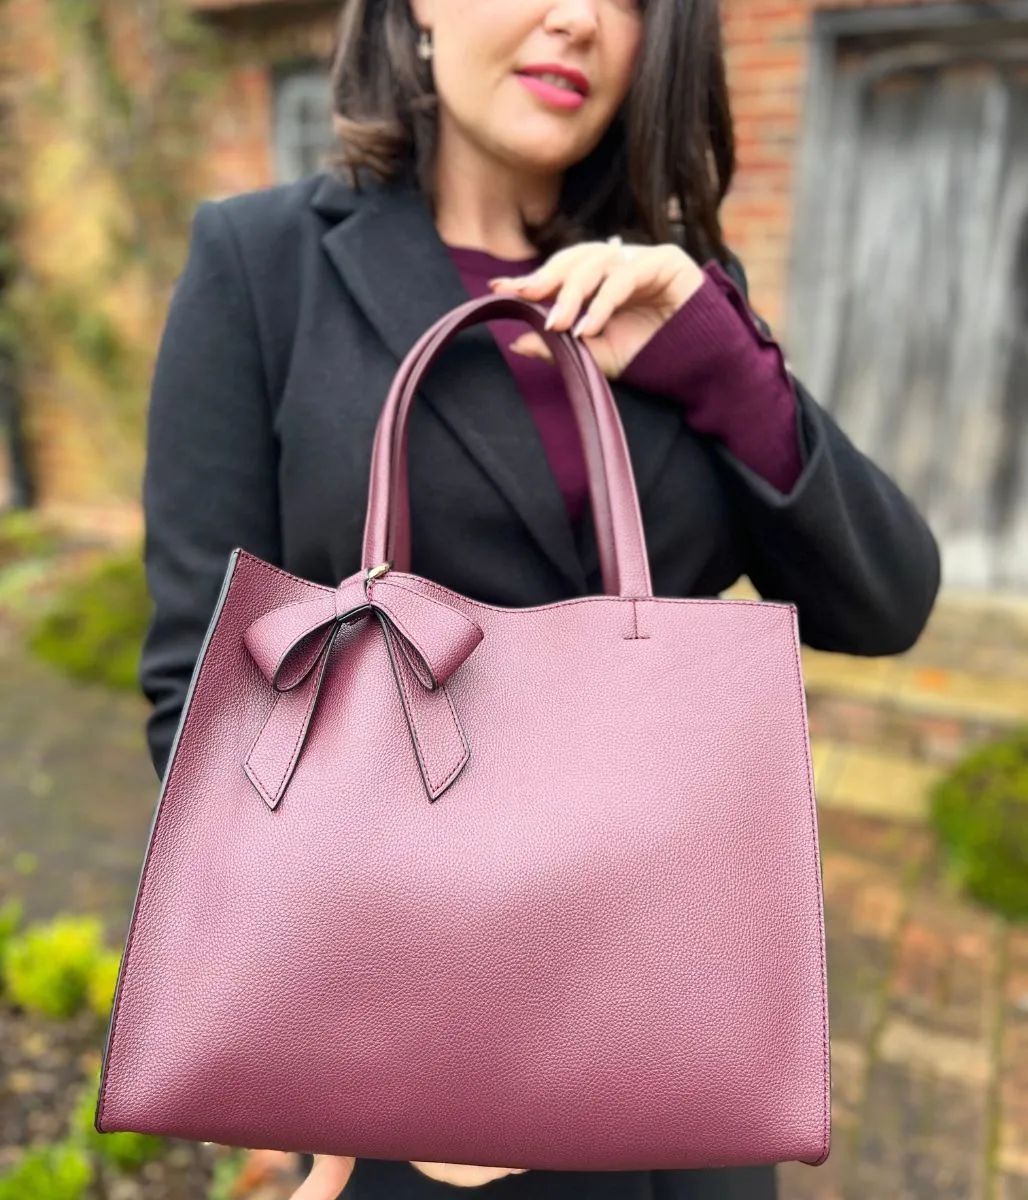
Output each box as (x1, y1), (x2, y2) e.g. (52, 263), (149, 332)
(376, 613), (471, 802)
(244, 625), (338, 811)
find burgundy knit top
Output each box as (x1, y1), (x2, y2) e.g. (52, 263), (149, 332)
(447, 246), (802, 523)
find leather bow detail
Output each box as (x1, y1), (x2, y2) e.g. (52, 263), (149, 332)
(243, 575), (483, 808)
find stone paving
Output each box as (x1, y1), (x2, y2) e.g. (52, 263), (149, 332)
(779, 809), (1024, 1200)
(0, 592), (1026, 1198)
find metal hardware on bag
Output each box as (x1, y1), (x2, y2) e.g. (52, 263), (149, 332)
(366, 562), (392, 582)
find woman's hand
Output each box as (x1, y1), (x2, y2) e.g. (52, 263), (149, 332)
(287, 1155), (356, 1198)
(286, 1157), (528, 1195)
(489, 240), (704, 379)
(409, 1163), (530, 1186)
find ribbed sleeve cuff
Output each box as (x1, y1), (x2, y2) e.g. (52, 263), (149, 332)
(618, 260), (804, 494)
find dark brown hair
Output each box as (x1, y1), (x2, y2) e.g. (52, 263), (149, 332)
(329, 0), (735, 263)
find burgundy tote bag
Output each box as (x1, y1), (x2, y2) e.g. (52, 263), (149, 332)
(96, 294), (830, 1172)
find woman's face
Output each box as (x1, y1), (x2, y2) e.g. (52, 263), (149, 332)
(411, 0), (645, 178)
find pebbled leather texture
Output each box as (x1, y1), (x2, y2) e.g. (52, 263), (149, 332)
(96, 295), (830, 1173)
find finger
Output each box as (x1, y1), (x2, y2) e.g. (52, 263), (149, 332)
(488, 243), (604, 299)
(489, 268), (562, 301)
(411, 1162), (530, 1186)
(574, 334), (618, 379)
(571, 266), (640, 339)
(289, 1155), (357, 1199)
(509, 333), (554, 362)
(544, 254), (620, 333)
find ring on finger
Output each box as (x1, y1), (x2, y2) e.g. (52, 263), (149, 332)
(606, 235), (636, 263)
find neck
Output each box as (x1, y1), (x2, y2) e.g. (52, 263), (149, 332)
(432, 120), (561, 258)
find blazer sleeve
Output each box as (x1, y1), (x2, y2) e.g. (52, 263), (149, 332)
(140, 201), (282, 781)
(716, 256), (941, 656)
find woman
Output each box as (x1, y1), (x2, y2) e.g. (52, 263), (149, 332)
(140, 0), (941, 1196)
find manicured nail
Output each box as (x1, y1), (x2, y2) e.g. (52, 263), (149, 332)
(572, 317), (590, 338)
(544, 308), (557, 330)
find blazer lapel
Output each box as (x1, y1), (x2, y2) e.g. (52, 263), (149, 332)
(311, 174), (587, 594)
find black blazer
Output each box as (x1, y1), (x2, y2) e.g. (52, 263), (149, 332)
(138, 171), (939, 1200)
(141, 170), (940, 779)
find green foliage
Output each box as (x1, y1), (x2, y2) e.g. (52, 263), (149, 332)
(0, 898), (23, 980)
(207, 1148), (247, 1200)
(930, 728), (1028, 920)
(3, 915), (106, 1018)
(86, 947), (122, 1020)
(0, 1143), (93, 1200)
(0, 511), (63, 569)
(13, 851), (38, 876)
(69, 1078), (164, 1171)
(28, 548), (150, 691)
(46, 0), (222, 288)
(41, 287), (136, 395)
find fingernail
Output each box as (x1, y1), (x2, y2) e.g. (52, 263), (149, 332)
(572, 317), (589, 338)
(544, 308), (558, 330)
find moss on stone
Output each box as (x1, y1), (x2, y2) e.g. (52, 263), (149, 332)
(27, 549), (149, 691)
(930, 728), (1028, 920)
(0, 511), (63, 569)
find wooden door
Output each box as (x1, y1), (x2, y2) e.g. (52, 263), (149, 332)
(789, 46), (1028, 591)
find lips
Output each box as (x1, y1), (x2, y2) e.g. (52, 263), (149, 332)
(515, 63), (591, 98)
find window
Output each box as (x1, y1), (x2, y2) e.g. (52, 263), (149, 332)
(272, 68), (334, 183)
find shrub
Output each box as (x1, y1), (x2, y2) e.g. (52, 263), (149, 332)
(0, 897), (23, 975)
(27, 548), (150, 690)
(69, 1078), (164, 1171)
(0, 511), (63, 569)
(208, 1149), (248, 1200)
(3, 915), (106, 1018)
(86, 948), (122, 1021)
(0, 1143), (93, 1200)
(930, 727), (1028, 919)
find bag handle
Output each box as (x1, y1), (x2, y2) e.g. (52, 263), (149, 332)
(384, 298), (625, 594)
(361, 295), (653, 599)
(381, 302), (614, 591)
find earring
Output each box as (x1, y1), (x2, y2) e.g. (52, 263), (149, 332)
(417, 29), (433, 61)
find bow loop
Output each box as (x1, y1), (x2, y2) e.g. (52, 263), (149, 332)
(243, 592), (340, 693)
(242, 574), (483, 808)
(367, 577), (483, 689)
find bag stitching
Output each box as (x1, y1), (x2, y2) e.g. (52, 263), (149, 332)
(383, 619), (468, 796)
(787, 610), (830, 1165)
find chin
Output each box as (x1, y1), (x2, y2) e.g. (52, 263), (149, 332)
(497, 138), (592, 177)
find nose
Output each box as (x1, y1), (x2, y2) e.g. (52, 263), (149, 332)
(544, 0), (599, 41)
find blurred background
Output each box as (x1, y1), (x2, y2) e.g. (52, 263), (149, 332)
(0, 0), (1026, 1196)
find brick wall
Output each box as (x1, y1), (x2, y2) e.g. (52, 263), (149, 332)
(720, 0), (963, 328)
(198, 4), (339, 198)
(5, 0), (155, 520)
(720, 0), (812, 328)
